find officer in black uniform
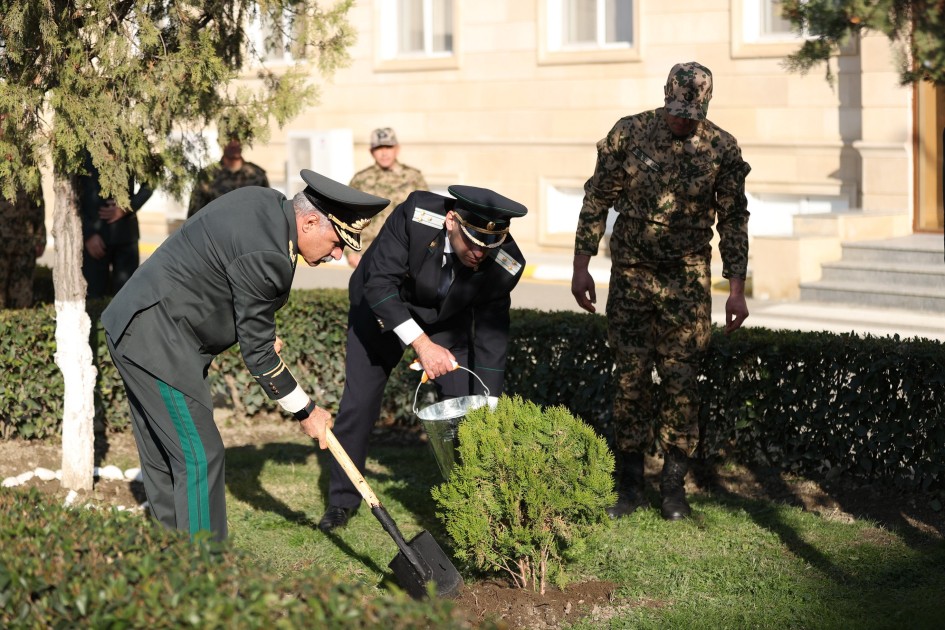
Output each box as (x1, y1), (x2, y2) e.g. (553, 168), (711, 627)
(78, 151), (154, 298)
(318, 185), (528, 532)
(103, 170), (388, 542)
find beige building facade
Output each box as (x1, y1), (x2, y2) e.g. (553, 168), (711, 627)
(145, 0), (944, 300)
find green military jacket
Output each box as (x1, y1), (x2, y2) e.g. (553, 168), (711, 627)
(349, 162), (427, 251)
(575, 108), (751, 279)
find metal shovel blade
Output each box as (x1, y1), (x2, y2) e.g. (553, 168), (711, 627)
(387, 529), (464, 599)
(325, 428), (463, 599)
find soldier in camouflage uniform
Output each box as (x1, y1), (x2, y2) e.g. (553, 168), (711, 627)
(572, 62), (751, 521)
(0, 187), (45, 309)
(346, 127), (428, 267)
(187, 137), (270, 217)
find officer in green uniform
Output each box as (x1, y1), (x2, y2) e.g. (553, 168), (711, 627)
(572, 62), (751, 521)
(103, 170), (387, 541)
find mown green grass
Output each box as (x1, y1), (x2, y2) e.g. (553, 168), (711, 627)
(221, 427), (945, 629)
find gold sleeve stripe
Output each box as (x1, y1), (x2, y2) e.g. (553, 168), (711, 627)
(257, 359), (287, 378)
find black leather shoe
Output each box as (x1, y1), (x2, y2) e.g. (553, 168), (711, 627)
(660, 489), (691, 521)
(607, 488), (648, 519)
(318, 505), (357, 532)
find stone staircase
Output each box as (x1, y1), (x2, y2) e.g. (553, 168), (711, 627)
(799, 234), (945, 312)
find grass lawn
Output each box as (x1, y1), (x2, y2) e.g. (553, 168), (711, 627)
(218, 422), (945, 629)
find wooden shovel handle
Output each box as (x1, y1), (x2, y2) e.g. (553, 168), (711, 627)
(325, 428), (380, 509)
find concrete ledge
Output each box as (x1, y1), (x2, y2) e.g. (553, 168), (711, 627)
(752, 235), (841, 301)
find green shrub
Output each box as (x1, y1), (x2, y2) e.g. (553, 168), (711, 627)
(0, 487), (484, 629)
(2, 292), (943, 492)
(697, 328), (945, 490)
(431, 395), (614, 594)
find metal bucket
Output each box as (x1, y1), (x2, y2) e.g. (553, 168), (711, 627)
(413, 366), (498, 479)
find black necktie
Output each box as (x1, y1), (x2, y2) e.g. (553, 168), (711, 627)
(438, 253), (454, 301)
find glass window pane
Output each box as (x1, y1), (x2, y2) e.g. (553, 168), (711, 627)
(398, 0), (424, 53)
(563, 0), (596, 45)
(605, 0), (632, 44)
(766, 0), (792, 34)
(432, 0), (453, 53)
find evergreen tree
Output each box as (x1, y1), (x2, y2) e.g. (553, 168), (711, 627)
(782, 0), (945, 85)
(0, 0), (354, 489)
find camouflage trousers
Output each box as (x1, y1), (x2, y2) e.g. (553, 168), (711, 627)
(606, 258), (711, 456)
(0, 248), (37, 309)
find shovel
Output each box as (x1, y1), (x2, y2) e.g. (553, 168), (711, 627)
(324, 428), (464, 599)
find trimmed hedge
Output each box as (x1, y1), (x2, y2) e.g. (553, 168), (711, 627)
(1, 291), (944, 491)
(0, 488), (479, 629)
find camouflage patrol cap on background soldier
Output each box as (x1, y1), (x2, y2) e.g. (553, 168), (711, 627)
(370, 127), (399, 150)
(663, 62), (713, 121)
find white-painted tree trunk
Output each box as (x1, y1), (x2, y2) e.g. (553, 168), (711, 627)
(52, 174), (96, 491)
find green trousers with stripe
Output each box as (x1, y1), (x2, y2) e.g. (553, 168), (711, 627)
(107, 336), (227, 541)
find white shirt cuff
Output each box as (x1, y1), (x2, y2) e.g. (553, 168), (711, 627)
(276, 384), (310, 413)
(394, 319), (424, 346)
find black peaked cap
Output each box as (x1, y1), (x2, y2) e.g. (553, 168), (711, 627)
(300, 169), (389, 251)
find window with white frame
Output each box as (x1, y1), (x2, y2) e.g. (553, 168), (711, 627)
(747, 192), (849, 237)
(764, 0), (794, 37)
(742, 0), (801, 43)
(248, 8), (296, 65)
(379, 0), (454, 60)
(732, 0), (808, 58)
(539, 0), (638, 65)
(541, 182), (618, 248)
(548, 0), (633, 51)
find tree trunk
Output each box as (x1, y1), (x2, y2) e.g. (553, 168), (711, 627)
(52, 172), (96, 491)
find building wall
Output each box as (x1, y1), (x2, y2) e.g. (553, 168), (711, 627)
(158, 1), (915, 263)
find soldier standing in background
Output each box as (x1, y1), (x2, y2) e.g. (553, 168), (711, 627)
(187, 137), (270, 218)
(346, 127), (428, 267)
(0, 188), (45, 309)
(571, 62), (751, 522)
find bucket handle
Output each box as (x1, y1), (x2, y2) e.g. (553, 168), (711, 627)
(410, 362), (490, 415)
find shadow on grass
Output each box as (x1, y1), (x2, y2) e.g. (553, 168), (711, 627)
(366, 440), (455, 543)
(694, 462), (850, 582)
(685, 464), (945, 626)
(694, 458), (944, 548)
(224, 441), (391, 578)
(225, 442), (320, 530)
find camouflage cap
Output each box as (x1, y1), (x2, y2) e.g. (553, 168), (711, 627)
(663, 62), (713, 121)
(370, 127), (399, 149)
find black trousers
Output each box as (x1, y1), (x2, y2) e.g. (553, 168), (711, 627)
(327, 302), (472, 509)
(83, 240), (139, 299)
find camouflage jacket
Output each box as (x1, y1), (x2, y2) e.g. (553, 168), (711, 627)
(188, 161), (269, 217)
(575, 108), (751, 279)
(0, 188), (45, 254)
(349, 162), (427, 250)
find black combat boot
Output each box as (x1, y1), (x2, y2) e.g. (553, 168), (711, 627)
(607, 451), (647, 519)
(659, 447), (691, 521)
